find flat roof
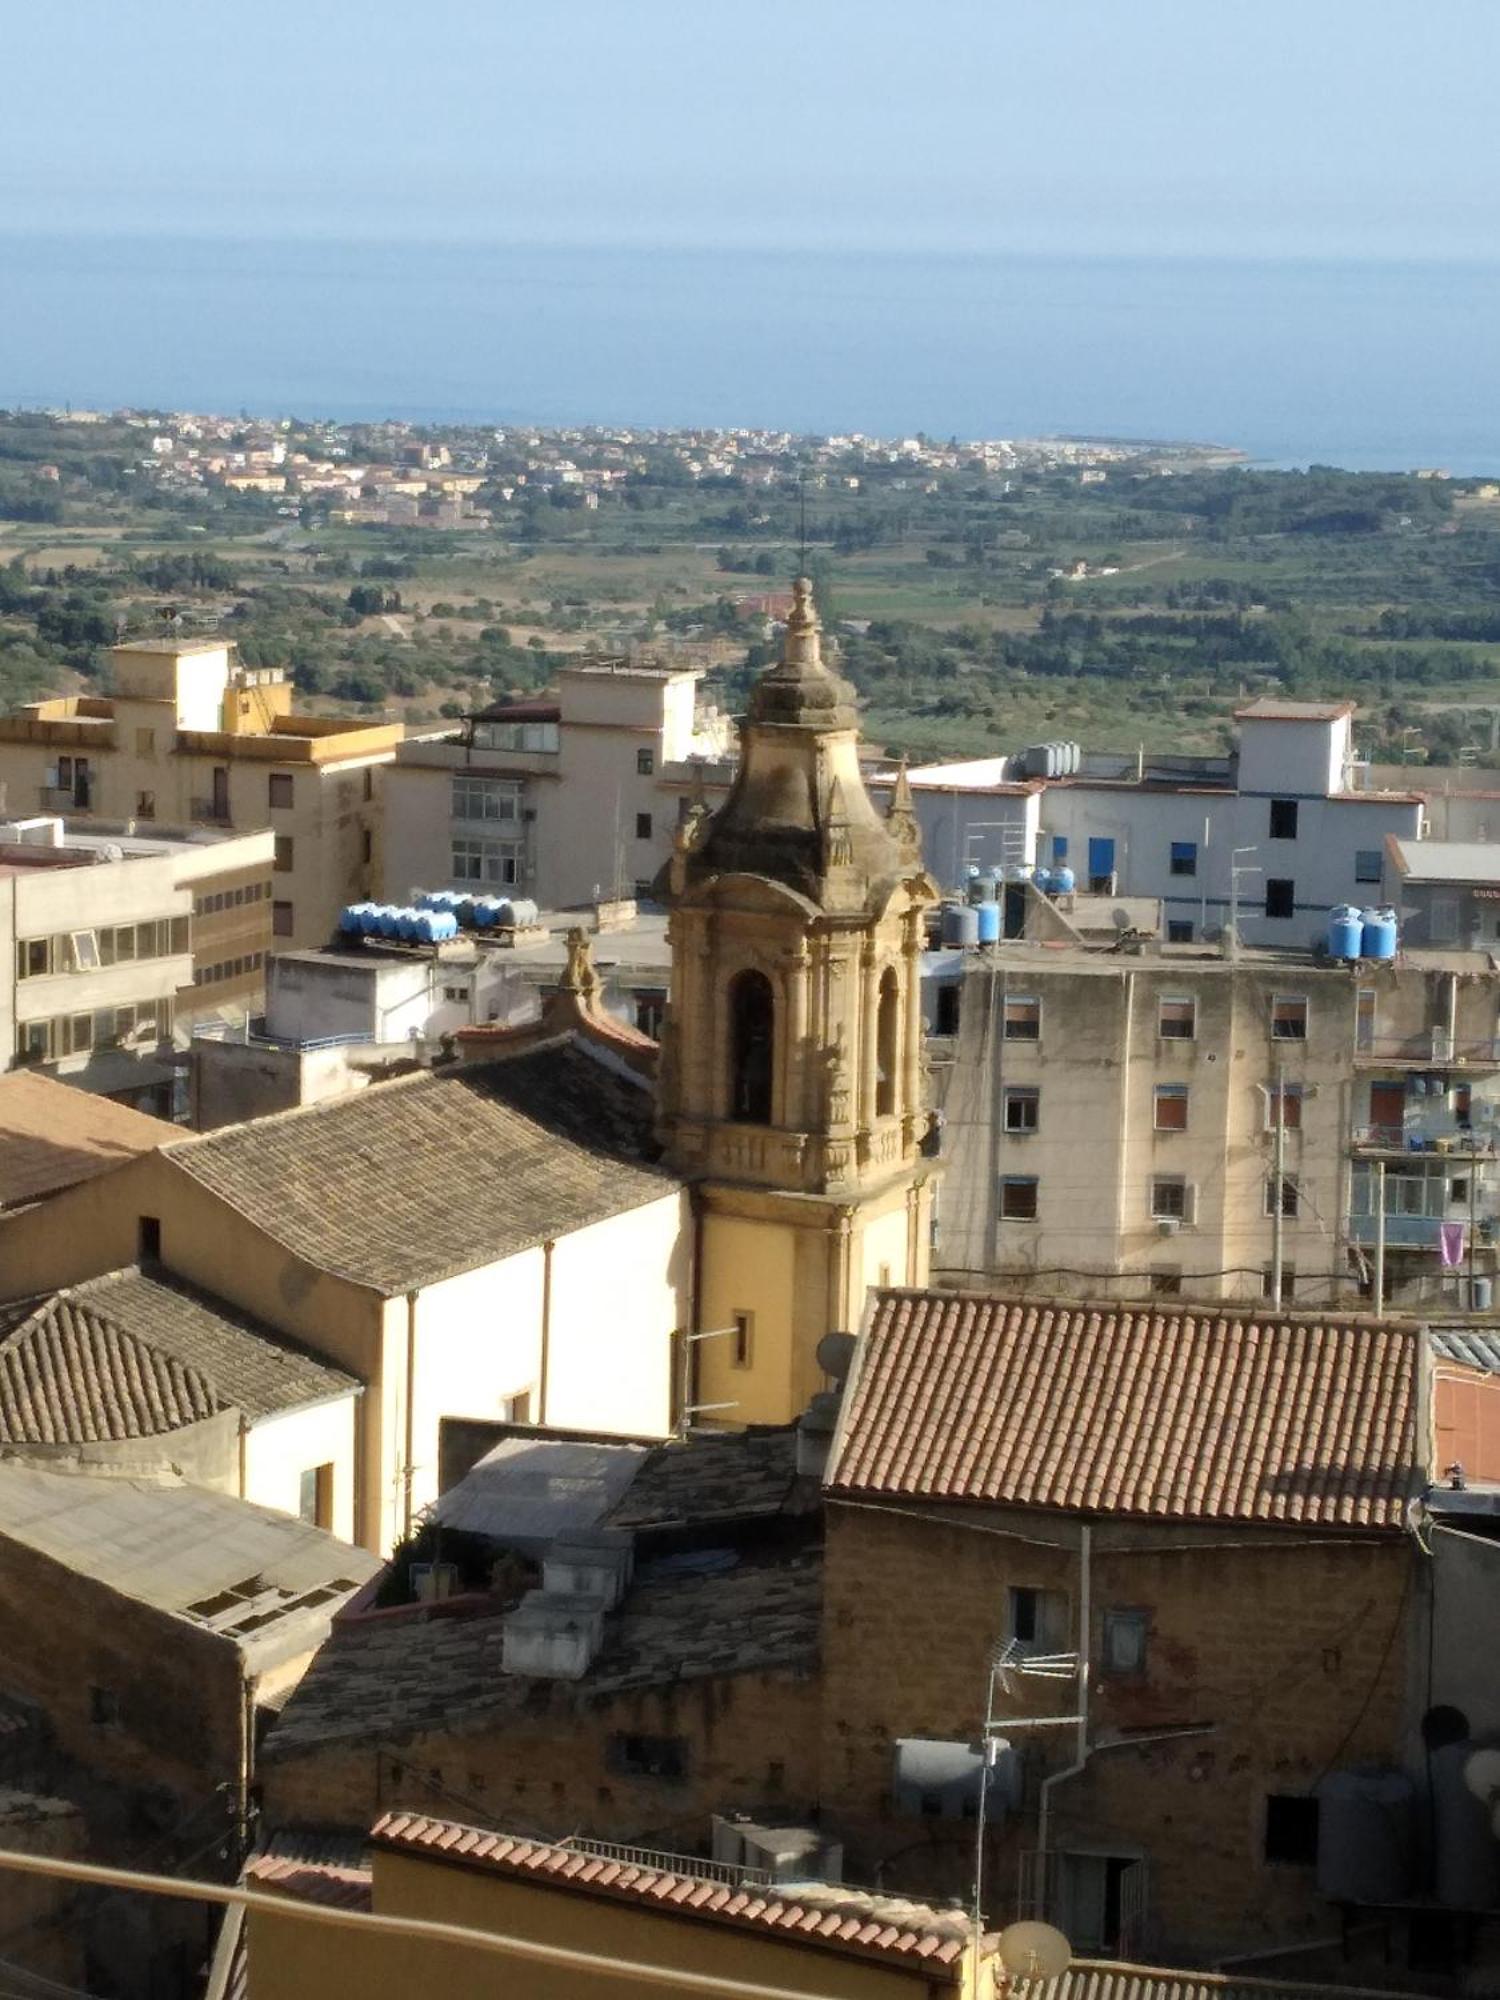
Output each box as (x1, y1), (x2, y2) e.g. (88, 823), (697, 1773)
(112, 637), (229, 657)
(1234, 698), (1356, 723)
(1389, 838), (1500, 885)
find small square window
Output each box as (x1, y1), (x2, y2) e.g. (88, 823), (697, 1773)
(1265, 1794), (1320, 1866)
(1269, 799), (1299, 840)
(1265, 1083), (1303, 1131)
(1272, 995), (1308, 1040)
(1158, 996), (1195, 1040)
(1150, 1178), (1189, 1221)
(135, 790), (155, 820)
(1007, 1586), (1067, 1651)
(1167, 920), (1194, 944)
(1265, 878), (1295, 920)
(269, 773), (295, 810)
(636, 747), (655, 776)
(1355, 849), (1383, 885)
(1262, 1265), (1297, 1301)
(634, 812), (653, 840)
(1265, 1175), (1300, 1219)
(1003, 995), (1041, 1041)
(1169, 841), (1197, 877)
(1154, 1084), (1188, 1132)
(1000, 1177), (1039, 1221)
(272, 900), (294, 937)
(1003, 1087), (1039, 1134)
(1149, 1269), (1182, 1297)
(1101, 1608), (1149, 1677)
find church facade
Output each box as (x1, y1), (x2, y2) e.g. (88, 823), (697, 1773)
(658, 577), (941, 1425)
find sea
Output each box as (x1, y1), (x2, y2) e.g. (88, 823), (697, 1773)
(3, 232), (1500, 474)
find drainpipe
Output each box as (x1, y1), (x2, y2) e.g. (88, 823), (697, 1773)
(236, 1416), (248, 1501)
(234, 1674), (255, 1871)
(403, 1291), (418, 1540)
(538, 1240), (554, 1423)
(1036, 1522), (1091, 1893)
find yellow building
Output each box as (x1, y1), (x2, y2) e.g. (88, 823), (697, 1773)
(658, 578), (940, 1424)
(244, 1812), (996, 2000)
(0, 637), (402, 965)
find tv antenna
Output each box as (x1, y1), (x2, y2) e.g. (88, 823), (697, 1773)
(797, 473), (808, 576)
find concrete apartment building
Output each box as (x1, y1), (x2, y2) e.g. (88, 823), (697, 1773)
(3, 813), (272, 1113)
(383, 658), (732, 910)
(897, 701), (1427, 945)
(0, 637), (401, 953)
(928, 934), (1500, 1309)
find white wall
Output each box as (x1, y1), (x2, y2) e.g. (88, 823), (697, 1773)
(243, 1396), (360, 1543)
(1236, 714), (1351, 799)
(544, 1193), (686, 1440)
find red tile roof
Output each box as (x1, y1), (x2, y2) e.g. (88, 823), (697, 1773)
(245, 1836), (372, 1911)
(827, 1291), (1417, 1531)
(367, 1814), (975, 1976)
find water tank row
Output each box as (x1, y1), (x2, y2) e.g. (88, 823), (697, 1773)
(1017, 741), (1082, 779)
(1327, 906), (1398, 962)
(940, 901), (1003, 947)
(964, 864), (1041, 904)
(1036, 866), (1076, 896)
(414, 889), (541, 930)
(339, 902), (460, 944)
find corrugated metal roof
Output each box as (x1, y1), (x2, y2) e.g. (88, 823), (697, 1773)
(1058, 1963), (1415, 2000)
(433, 1434), (649, 1549)
(1388, 839), (1500, 885)
(828, 1291), (1417, 1531)
(367, 1814), (973, 1974)
(1429, 1326), (1500, 1374)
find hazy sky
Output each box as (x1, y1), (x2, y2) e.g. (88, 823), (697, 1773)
(3, 1), (1495, 259)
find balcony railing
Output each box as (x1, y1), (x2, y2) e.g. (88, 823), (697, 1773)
(1356, 1035), (1500, 1066)
(1348, 1213), (1445, 1249)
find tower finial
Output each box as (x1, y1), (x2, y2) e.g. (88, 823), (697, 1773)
(782, 574), (821, 670)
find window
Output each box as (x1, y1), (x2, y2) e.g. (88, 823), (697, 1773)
(1150, 1177), (1189, 1221)
(1169, 841), (1197, 877)
(609, 1733), (689, 1780)
(1269, 798), (1299, 840)
(135, 790), (155, 820)
(16, 1022), (48, 1064)
(452, 836), (523, 885)
(1149, 1269), (1182, 1297)
(1264, 1794), (1320, 1866)
(68, 930), (100, 971)
(273, 835), (294, 873)
(1356, 987), (1376, 1052)
(68, 1014), (92, 1055)
(272, 900), (294, 937)
(636, 747), (655, 776)
(1101, 1608), (1150, 1677)
(138, 1216), (161, 1262)
(1007, 1586), (1067, 1652)
(875, 968), (900, 1118)
(728, 969), (774, 1123)
(934, 984), (961, 1037)
(1051, 836), (1069, 863)
(1271, 994), (1308, 1040)
(452, 774), (520, 823)
(1058, 1853), (1146, 1956)
(1153, 1084), (1188, 1132)
(1003, 995), (1041, 1041)
(731, 1312), (754, 1369)
(299, 1463), (334, 1531)
(1265, 1174), (1300, 1219)
(1167, 920), (1194, 943)
(17, 938), (49, 979)
(361, 828), (373, 865)
(1003, 1087), (1040, 1134)
(634, 991), (665, 1039)
(268, 773), (295, 810)
(1355, 849), (1383, 885)
(1454, 1083), (1473, 1128)
(1158, 996), (1195, 1040)
(1451, 1178), (1470, 1207)
(1000, 1176), (1039, 1221)
(135, 727), (155, 756)
(1262, 1265), (1297, 1301)
(1264, 1082), (1303, 1131)
(364, 767), (375, 802)
(1265, 878), (1295, 920)
(635, 811), (653, 840)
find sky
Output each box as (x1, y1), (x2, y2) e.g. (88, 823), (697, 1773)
(1, 0), (1497, 261)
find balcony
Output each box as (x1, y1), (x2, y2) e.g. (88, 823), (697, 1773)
(1355, 1034), (1500, 1069)
(189, 798), (234, 826)
(1351, 1126), (1497, 1159)
(1347, 1213), (1445, 1249)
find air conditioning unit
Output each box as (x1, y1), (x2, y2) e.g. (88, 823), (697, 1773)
(711, 1815), (844, 1884)
(1157, 1218), (1180, 1237)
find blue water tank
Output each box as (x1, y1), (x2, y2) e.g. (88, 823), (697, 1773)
(338, 903), (367, 935)
(394, 906), (422, 941)
(373, 905), (401, 937)
(1051, 865), (1076, 895)
(967, 871), (994, 905)
(976, 900), (1001, 945)
(1361, 906), (1398, 960)
(431, 908), (459, 941)
(941, 902), (980, 948)
(1033, 869), (1055, 896)
(1327, 905), (1364, 961)
(469, 897), (498, 929)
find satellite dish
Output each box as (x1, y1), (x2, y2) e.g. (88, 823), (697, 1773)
(997, 1921), (1071, 1982)
(1462, 1747), (1500, 1802)
(816, 1330), (857, 1384)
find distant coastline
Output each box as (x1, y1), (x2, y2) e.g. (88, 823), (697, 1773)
(3, 234), (1498, 476)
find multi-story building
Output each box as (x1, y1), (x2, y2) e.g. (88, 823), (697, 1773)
(927, 931), (1500, 1310)
(0, 637), (402, 952)
(3, 814), (272, 1114)
(895, 701), (1428, 947)
(383, 659), (732, 910)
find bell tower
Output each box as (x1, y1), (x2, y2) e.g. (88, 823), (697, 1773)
(658, 578), (939, 1424)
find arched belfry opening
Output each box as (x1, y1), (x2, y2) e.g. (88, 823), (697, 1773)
(875, 966), (900, 1119)
(729, 969), (775, 1125)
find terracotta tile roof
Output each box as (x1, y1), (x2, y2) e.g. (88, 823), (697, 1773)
(367, 1814), (974, 1976)
(163, 1054), (675, 1296)
(827, 1291), (1417, 1531)
(245, 1832), (372, 1910)
(0, 1072), (174, 1211)
(1058, 1963), (1415, 2000)
(0, 1268), (357, 1443)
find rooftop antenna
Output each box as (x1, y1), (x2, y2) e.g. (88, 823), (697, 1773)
(798, 473), (808, 577)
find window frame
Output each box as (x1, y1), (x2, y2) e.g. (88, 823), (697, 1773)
(1157, 996), (1196, 1041)
(999, 1175), (1039, 1222)
(1153, 1084), (1189, 1133)
(1271, 994), (1308, 1041)
(1100, 1607), (1150, 1679)
(268, 772), (296, 810)
(1354, 848), (1383, 885)
(1268, 798), (1299, 841)
(1264, 878), (1296, 920)
(1003, 1086), (1040, 1135)
(1264, 1173), (1301, 1219)
(1263, 1082), (1304, 1132)
(1003, 994), (1041, 1042)
(1169, 841), (1197, 878)
(1149, 1176), (1190, 1222)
